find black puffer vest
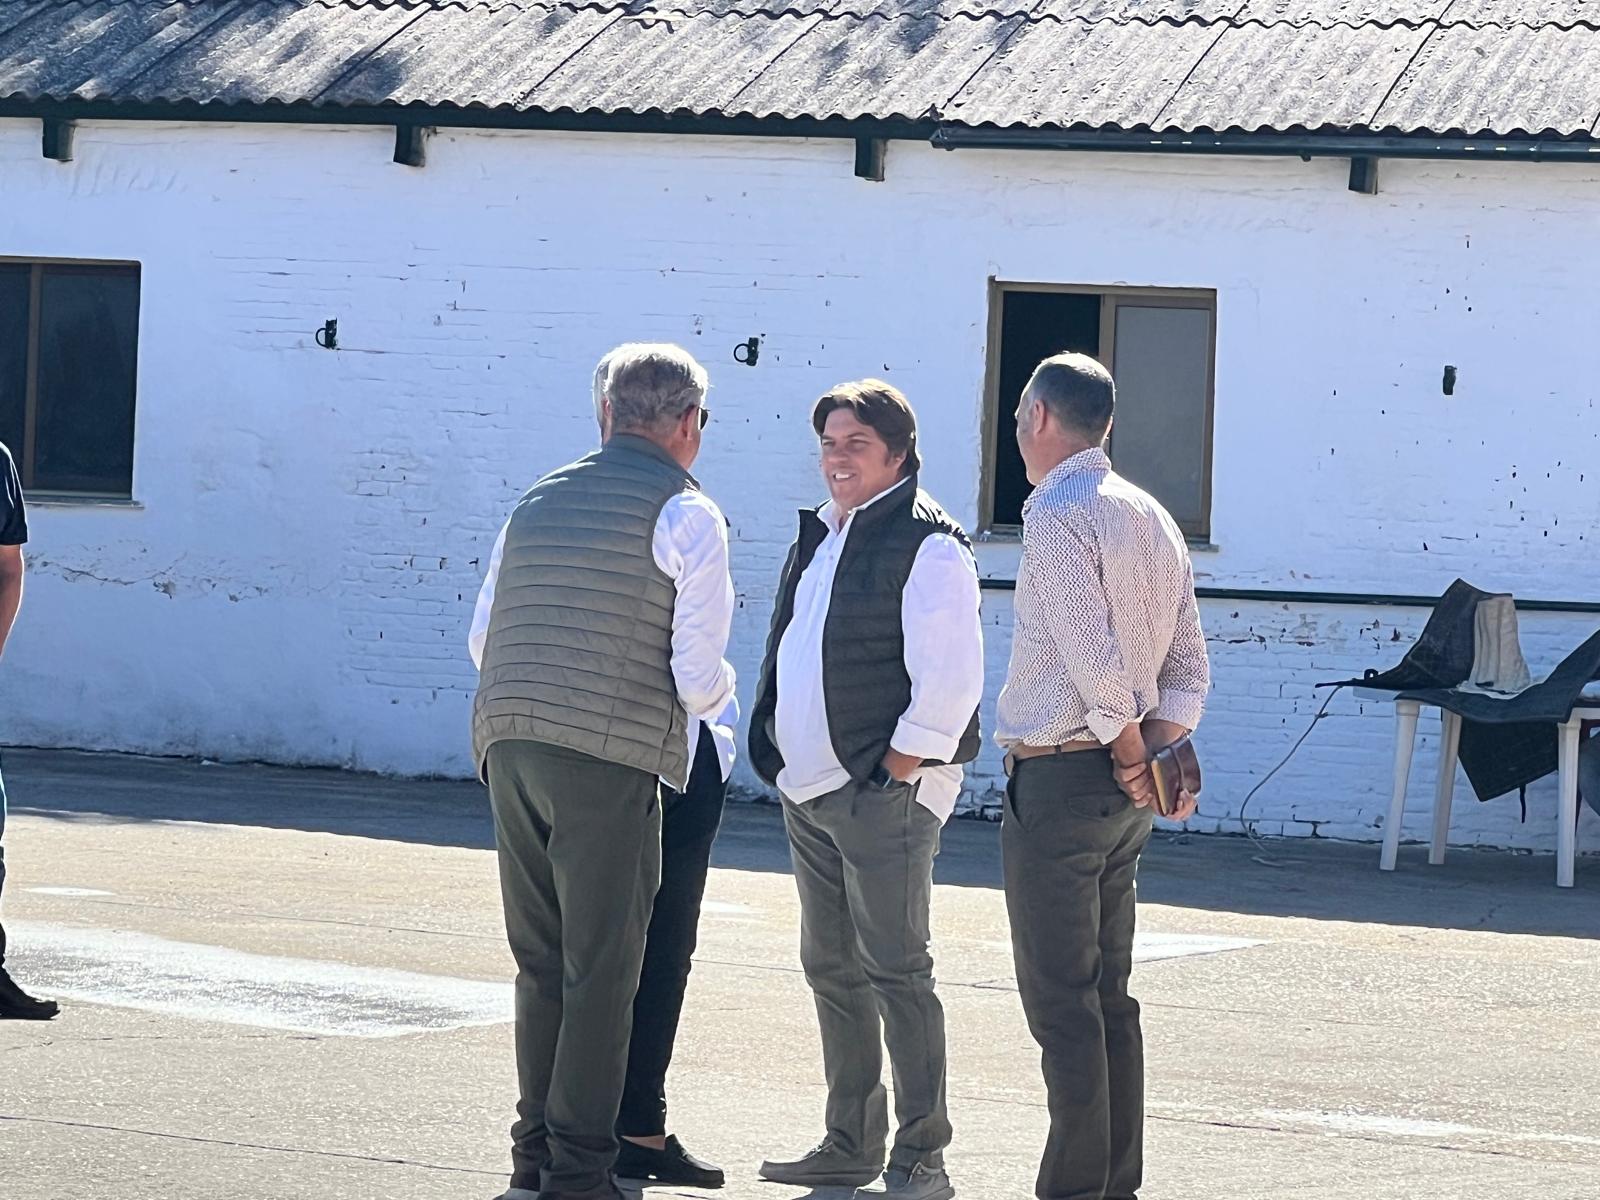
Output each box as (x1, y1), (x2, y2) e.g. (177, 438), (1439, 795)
(749, 476), (982, 786)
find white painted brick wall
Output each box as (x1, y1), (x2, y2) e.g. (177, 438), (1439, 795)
(966, 592), (1599, 854)
(1, 120), (1596, 854)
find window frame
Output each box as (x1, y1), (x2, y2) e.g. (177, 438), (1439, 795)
(1, 255), (142, 499)
(980, 279), (1217, 540)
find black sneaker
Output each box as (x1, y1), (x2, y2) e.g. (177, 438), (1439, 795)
(615, 1134), (725, 1189)
(0, 965), (59, 1020)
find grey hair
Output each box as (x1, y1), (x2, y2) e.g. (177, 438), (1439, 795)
(1024, 352), (1115, 441)
(592, 343), (709, 433)
(591, 350), (614, 429)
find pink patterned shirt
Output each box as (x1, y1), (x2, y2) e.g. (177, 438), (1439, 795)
(996, 447), (1210, 749)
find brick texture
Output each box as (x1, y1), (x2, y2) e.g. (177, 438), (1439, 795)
(1, 121), (1596, 855)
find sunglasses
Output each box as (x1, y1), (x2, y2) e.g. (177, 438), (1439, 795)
(687, 405), (710, 430)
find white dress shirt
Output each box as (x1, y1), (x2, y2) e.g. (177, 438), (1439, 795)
(469, 488), (738, 783)
(996, 447), (1210, 749)
(773, 478), (985, 823)
(697, 696), (740, 785)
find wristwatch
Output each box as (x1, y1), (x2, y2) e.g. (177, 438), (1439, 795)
(867, 764), (896, 790)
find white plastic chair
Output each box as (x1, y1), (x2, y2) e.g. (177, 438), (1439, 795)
(1377, 691), (1599, 888)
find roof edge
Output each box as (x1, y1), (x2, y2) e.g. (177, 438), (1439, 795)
(0, 96), (938, 140)
(4, 99), (1600, 161)
(931, 125), (1600, 160)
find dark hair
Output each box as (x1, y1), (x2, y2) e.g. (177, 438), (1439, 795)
(811, 379), (921, 475)
(1026, 353), (1115, 441)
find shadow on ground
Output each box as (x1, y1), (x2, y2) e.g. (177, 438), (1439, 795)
(5, 747), (496, 849)
(7, 747), (1597, 938)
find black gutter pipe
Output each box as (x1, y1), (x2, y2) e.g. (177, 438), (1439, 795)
(0, 97), (936, 142)
(931, 127), (1600, 163)
(6, 99), (1599, 163)
(975, 580), (1600, 614)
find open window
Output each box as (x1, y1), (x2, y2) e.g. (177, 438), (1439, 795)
(983, 282), (1215, 540)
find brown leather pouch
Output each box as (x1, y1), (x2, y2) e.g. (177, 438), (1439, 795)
(1150, 734), (1202, 818)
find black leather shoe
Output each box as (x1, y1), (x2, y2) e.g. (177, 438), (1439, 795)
(615, 1134), (725, 1189)
(0, 966), (59, 1021)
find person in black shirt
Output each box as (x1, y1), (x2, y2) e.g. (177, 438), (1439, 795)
(0, 441), (59, 1020)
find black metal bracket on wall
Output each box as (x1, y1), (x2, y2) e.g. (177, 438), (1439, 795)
(975, 579), (1600, 614)
(41, 117), (74, 161)
(1348, 156), (1379, 194)
(393, 124), (427, 167)
(854, 137), (886, 181)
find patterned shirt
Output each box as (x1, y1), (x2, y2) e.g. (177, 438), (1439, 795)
(996, 447), (1210, 749)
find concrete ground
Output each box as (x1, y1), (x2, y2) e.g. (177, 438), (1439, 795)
(1, 749), (1598, 1200)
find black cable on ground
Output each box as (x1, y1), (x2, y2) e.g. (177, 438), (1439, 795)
(1233, 684), (1347, 867)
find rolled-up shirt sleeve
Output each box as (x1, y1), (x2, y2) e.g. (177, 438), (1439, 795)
(653, 490), (738, 721)
(893, 533), (985, 761)
(1025, 507), (1139, 746)
(1153, 556), (1210, 729)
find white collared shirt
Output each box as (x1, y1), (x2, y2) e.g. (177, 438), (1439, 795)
(469, 489), (739, 782)
(773, 478), (985, 823)
(693, 696), (740, 785)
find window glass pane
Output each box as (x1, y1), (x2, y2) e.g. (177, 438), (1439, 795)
(0, 265), (28, 467)
(33, 265), (140, 494)
(1110, 303), (1211, 536)
(992, 291), (1099, 526)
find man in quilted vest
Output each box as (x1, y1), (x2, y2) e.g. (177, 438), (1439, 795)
(469, 344), (736, 1200)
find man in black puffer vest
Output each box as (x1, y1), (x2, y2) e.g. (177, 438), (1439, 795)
(751, 381), (984, 1200)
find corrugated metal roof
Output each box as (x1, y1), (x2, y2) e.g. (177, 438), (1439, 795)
(0, 0), (426, 107)
(730, 13), (1026, 120)
(0, 0), (231, 103)
(525, 10), (827, 115)
(321, 4), (620, 109)
(1398, 0), (1600, 29)
(1032, 0), (1257, 22)
(1157, 19), (1430, 131)
(945, 16), (1220, 128)
(1374, 22), (1600, 135)
(334, 0), (1600, 28)
(4, 0), (1600, 140)
(135, 1), (424, 106)
(1229, 1), (1446, 28)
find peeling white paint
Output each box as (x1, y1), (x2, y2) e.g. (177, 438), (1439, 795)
(2, 121), (1597, 854)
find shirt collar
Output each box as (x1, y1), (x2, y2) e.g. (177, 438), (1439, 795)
(819, 476), (911, 534)
(1023, 446), (1109, 515)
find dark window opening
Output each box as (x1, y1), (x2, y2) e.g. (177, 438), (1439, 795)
(986, 284), (1215, 540)
(992, 291), (1100, 528)
(0, 260), (141, 496)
